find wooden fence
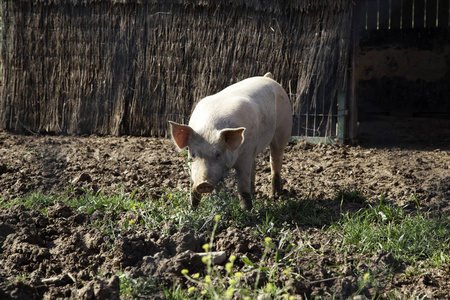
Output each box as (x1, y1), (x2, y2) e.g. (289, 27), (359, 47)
(0, 0), (353, 141)
(355, 0), (449, 31)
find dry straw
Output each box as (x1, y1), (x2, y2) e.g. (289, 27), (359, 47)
(1, 0), (352, 137)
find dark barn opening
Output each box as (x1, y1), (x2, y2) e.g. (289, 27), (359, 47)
(354, 0), (450, 148)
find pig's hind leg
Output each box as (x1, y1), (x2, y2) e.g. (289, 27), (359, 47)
(251, 160), (256, 195)
(269, 137), (288, 197)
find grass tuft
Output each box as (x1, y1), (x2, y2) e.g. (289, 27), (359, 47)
(329, 196), (450, 267)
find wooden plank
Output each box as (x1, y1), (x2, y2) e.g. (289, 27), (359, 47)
(390, 0), (402, 29)
(414, 0), (425, 28)
(367, 0), (379, 30)
(337, 92), (346, 143)
(379, 0), (390, 29)
(437, 0), (449, 27)
(426, 0), (438, 28)
(349, 3), (360, 145)
(402, 0), (414, 28)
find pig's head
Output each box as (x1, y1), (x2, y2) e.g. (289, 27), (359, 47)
(168, 121), (245, 205)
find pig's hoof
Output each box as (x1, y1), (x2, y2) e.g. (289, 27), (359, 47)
(240, 202), (252, 210)
(239, 193), (253, 210)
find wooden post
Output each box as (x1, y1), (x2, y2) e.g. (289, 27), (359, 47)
(337, 92), (347, 143)
(402, 0), (414, 29)
(348, 0), (363, 145)
(438, 0), (449, 28)
(390, 0), (402, 29)
(414, 0), (425, 28)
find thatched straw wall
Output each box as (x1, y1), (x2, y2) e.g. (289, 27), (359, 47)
(1, 0), (353, 137)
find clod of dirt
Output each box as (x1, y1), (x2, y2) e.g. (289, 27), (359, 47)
(76, 275), (120, 300)
(156, 226), (203, 256)
(332, 276), (359, 299)
(47, 201), (74, 218)
(154, 250), (205, 286)
(108, 235), (157, 268)
(244, 269), (268, 288)
(0, 164), (8, 174)
(71, 172), (92, 185)
(215, 227), (252, 255)
(0, 280), (35, 300)
(370, 249), (398, 268)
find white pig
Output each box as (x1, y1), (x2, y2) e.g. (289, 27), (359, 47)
(169, 72), (292, 210)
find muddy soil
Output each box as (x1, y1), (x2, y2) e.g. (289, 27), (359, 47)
(0, 117), (449, 299)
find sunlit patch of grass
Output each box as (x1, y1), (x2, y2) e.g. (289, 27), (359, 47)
(0, 185), (328, 236)
(66, 186), (139, 214)
(0, 191), (58, 213)
(329, 196), (450, 267)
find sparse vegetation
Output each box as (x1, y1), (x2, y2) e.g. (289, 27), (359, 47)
(329, 196), (450, 267)
(1, 187), (449, 298)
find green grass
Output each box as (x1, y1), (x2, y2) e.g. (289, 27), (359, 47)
(0, 191), (58, 212)
(0, 186), (326, 236)
(1, 187), (449, 298)
(2, 188), (449, 267)
(329, 196), (450, 267)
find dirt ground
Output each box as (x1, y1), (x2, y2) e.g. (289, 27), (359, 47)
(0, 116), (449, 299)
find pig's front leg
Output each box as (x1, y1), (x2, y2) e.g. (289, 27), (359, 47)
(235, 158), (254, 210)
(190, 191), (201, 208)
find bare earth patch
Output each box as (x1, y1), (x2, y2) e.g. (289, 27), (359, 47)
(0, 125), (449, 299)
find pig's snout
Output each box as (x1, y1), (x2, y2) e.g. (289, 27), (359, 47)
(195, 182), (214, 194)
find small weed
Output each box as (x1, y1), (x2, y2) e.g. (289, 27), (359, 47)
(10, 273), (31, 283)
(176, 215), (303, 299)
(25, 148), (44, 158)
(351, 270), (378, 298)
(118, 271), (157, 299)
(67, 186), (137, 214)
(335, 187), (366, 203)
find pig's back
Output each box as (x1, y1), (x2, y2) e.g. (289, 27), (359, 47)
(189, 76), (279, 150)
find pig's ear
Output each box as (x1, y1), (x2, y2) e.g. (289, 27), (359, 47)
(220, 127), (245, 151)
(169, 121), (193, 150)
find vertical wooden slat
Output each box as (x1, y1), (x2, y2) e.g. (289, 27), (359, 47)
(438, 0), (449, 27)
(355, 0), (367, 32)
(379, 0), (390, 29)
(367, 0), (379, 30)
(426, 0), (438, 28)
(402, 0), (414, 28)
(390, 0), (402, 29)
(414, 0), (425, 28)
(349, 0), (360, 145)
(337, 92), (346, 143)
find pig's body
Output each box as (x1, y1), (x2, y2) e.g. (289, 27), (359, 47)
(169, 73), (292, 210)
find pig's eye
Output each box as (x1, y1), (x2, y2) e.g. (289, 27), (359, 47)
(190, 153), (196, 159)
(215, 153), (221, 159)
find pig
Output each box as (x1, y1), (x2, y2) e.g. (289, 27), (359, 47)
(169, 72), (292, 210)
